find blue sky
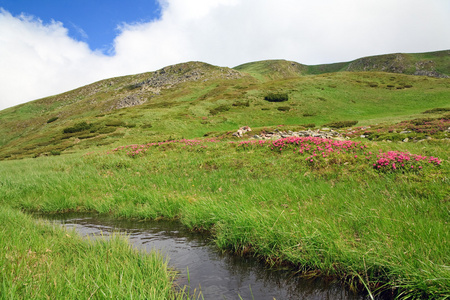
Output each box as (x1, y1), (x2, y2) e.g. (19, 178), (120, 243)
(0, 0), (162, 53)
(0, 0), (449, 110)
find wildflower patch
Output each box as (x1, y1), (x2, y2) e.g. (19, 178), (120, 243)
(110, 136), (442, 173)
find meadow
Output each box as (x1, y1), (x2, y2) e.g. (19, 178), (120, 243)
(1, 129), (448, 299)
(0, 53), (449, 298)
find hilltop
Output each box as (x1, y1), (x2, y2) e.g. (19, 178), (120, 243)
(0, 50), (449, 160)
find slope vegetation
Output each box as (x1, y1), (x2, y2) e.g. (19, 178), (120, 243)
(0, 50), (449, 160)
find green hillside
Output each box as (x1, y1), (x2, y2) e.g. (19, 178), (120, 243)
(235, 50), (450, 78)
(1, 50), (449, 160)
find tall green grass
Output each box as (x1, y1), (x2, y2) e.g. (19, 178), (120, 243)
(1, 137), (448, 298)
(0, 206), (195, 299)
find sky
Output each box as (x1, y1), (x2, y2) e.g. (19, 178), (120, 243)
(0, 0), (449, 111)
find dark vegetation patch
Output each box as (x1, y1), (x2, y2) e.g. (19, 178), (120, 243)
(264, 93), (289, 102)
(210, 105), (230, 116)
(232, 100), (250, 107)
(63, 121), (91, 134)
(324, 120), (358, 128)
(46, 117), (58, 123)
(277, 106), (291, 112)
(423, 107), (450, 114)
(105, 120), (126, 127)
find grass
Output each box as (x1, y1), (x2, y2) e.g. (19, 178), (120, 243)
(1, 133), (448, 299)
(0, 205), (193, 299)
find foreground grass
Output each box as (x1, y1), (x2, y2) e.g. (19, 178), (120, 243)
(1, 137), (449, 299)
(0, 206), (188, 299)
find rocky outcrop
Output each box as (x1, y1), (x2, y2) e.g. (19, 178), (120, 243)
(136, 62), (242, 90)
(116, 94), (146, 109)
(114, 62), (243, 109)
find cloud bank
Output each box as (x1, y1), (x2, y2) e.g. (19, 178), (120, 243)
(1, 0), (449, 110)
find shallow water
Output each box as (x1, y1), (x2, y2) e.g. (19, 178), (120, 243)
(41, 213), (366, 300)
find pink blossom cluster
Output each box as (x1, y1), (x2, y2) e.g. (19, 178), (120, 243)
(372, 150), (442, 172)
(237, 136), (367, 162)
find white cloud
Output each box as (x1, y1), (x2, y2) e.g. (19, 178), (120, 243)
(1, 0), (450, 111)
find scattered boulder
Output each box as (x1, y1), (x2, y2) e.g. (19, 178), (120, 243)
(232, 126), (252, 138)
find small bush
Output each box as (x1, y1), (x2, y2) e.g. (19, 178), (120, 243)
(63, 122), (91, 134)
(210, 105), (230, 116)
(277, 106), (291, 112)
(303, 123), (316, 128)
(302, 112), (316, 117)
(141, 123), (153, 129)
(105, 120), (126, 127)
(410, 118), (434, 126)
(264, 93), (289, 102)
(232, 101), (250, 107)
(46, 117), (58, 123)
(96, 127), (116, 134)
(50, 150), (61, 156)
(423, 107), (450, 114)
(324, 120), (358, 128)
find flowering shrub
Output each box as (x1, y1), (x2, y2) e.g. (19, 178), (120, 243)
(110, 136), (442, 173)
(372, 150), (441, 172)
(236, 136), (442, 173)
(345, 118), (449, 140)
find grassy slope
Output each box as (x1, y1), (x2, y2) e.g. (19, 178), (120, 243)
(0, 70), (449, 160)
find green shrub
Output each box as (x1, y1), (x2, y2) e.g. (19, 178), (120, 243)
(97, 127), (116, 134)
(210, 105), (230, 116)
(46, 117), (58, 123)
(410, 118), (434, 126)
(423, 107), (450, 114)
(50, 150), (61, 156)
(264, 93), (289, 102)
(232, 100), (250, 107)
(324, 120), (358, 128)
(277, 106), (291, 112)
(105, 120), (126, 127)
(303, 123), (316, 128)
(63, 122), (91, 134)
(141, 123), (153, 129)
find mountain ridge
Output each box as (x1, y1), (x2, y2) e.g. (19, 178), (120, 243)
(234, 50), (450, 79)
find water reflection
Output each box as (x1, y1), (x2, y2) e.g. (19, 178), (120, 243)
(40, 213), (366, 300)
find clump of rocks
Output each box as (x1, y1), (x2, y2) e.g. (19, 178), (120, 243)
(251, 128), (344, 140)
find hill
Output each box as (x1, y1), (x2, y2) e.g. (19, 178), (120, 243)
(235, 49), (450, 78)
(0, 50), (449, 160)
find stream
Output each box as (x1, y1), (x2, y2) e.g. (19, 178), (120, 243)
(40, 213), (367, 300)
